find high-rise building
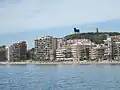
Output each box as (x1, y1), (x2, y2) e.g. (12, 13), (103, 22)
(6, 46), (9, 61)
(115, 42), (120, 60)
(27, 48), (35, 60)
(9, 41), (27, 62)
(71, 44), (89, 61)
(89, 46), (97, 60)
(104, 35), (120, 60)
(71, 39), (95, 61)
(89, 45), (105, 61)
(56, 46), (72, 61)
(0, 45), (7, 61)
(57, 38), (67, 49)
(34, 36), (57, 61)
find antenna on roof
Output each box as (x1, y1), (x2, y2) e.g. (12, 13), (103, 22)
(96, 28), (99, 33)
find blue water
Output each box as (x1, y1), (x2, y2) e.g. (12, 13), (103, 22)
(0, 64), (120, 90)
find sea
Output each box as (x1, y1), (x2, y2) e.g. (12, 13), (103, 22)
(0, 64), (120, 90)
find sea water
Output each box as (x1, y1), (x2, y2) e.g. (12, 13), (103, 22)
(0, 64), (120, 90)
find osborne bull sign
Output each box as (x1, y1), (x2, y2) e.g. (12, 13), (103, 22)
(74, 28), (80, 34)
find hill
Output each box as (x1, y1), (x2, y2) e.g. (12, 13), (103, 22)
(65, 32), (120, 44)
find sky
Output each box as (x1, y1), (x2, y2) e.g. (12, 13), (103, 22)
(0, 0), (120, 34)
(0, 0), (120, 48)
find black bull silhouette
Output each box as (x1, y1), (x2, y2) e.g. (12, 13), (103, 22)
(74, 28), (80, 33)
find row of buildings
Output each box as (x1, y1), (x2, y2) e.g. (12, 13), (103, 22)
(0, 35), (120, 62)
(0, 41), (27, 62)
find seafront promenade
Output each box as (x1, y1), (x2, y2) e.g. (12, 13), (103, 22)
(1, 61), (120, 65)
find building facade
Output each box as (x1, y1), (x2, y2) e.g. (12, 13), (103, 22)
(71, 40), (95, 61)
(9, 41), (27, 62)
(34, 36), (57, 61)
(104, 35), (120, 60)
(56, 46), (72, 61)
(71, 44), (90, 61)
(89, 45), (105, 61)
(0, 45), (7, 61)
(27, 48), (35, 60)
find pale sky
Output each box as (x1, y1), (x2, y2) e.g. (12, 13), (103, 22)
(0, 0), (120, 34)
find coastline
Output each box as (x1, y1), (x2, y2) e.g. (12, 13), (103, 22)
(1, 61), (120, 65)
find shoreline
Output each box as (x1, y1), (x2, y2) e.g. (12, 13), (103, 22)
(1, 61), (120, 65)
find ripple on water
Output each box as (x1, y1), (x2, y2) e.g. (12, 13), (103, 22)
(0, 65), (120, 90)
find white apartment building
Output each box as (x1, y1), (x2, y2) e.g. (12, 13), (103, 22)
(71, 40), (95, 61)
(115, 42), (120, 60)
(104, 35), (120, 60)
(56, 48), (66, 61)
(34, 36), (57, 61)
(67, 39), (91, 45)
(89, 46), (97, 60)
(56, 45), (72, 61)
(89, 45), (105, 61)
(57, 38), (67, 49)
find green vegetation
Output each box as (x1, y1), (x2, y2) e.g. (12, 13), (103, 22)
(65, 32), (120, 44)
